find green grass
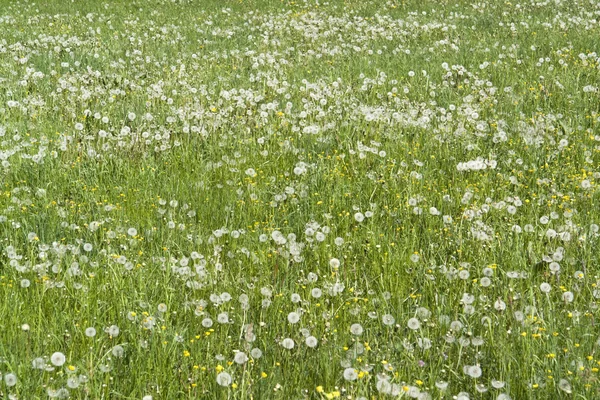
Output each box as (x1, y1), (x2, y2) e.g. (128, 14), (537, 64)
(0, 0), (599, 398)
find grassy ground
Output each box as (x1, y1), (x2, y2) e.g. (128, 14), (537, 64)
(0, 0), (599, 398)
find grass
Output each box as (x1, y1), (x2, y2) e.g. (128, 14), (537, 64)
(0, 0), (599, 398)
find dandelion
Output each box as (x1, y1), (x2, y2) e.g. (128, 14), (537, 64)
(350, 323), (364, 335)
(475, 384), (488, 394)
(85, 327), (96, 337)
(217, 313), (229, 324)
(4, 373), (17, 387)
(548, 262), (561, 274)
(540, 282), (551, 293)
(435, 380), (448, 390)
(234, 352), (248, 364)
(382, 314), (395, 326)
(305, 336), (318, 348)
(494, 299), (506, 311)
(250, 348), (262, 359)
(558, 379), (572, 393)
(465, 365), (482, 378)
(112, 345), (125, 357)
(416, 307), (431, 319)
(343, 368), (358, 381)
(287, 312), (300, 324)
(562, 291), (574, 303)
(51, 352), (66, 366)
(107, 325), (120, 337)
(354, 212), (365, 222)
(491, 380), (505, 389)
(32, 357), (45, 369)
(281, 338), (295, 349)
(216, 372), (232, 387)
(376, 378), (392, 394)
(67, 376), (80, 389)
(407, 318), (421, 330)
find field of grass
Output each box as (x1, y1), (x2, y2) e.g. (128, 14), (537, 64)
(0, 0), (599, 398)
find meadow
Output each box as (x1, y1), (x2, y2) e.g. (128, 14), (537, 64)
(0, 0), (599, 398)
